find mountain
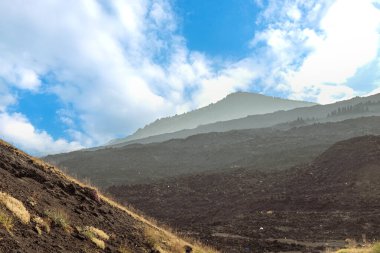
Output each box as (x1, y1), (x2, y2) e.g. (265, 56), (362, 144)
(108, 93), (380, 147)
(108, 135), (380, 253)
(0, 140), (215, 253)
(108, 92), (317, 146)
(45, 116), (380, 187)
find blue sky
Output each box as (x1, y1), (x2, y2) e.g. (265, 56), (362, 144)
(0, 0), (379, 155)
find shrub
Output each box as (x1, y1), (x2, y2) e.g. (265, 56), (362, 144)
(0, 192), (30, 224)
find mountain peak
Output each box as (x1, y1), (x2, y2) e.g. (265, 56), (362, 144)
(109, 92), (316, 146)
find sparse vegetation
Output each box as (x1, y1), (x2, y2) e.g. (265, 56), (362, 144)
(44, 209), (72, 233)
(33, 216), (50, 235)
(335, 243), (380, 253)
(78, 226), (109, 250)
(0, 192), (30, 224)
(118, 245), (132, 253)
(0, 139), (218, 253)
(0, 209), (14, 234)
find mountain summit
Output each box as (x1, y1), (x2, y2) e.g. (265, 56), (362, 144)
(109, 92), (316, 145)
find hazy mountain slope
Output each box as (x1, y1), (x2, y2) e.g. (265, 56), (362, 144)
(109, 93), (380, 146)
(45, 116), (380, 187)
(108, 135), (380, 253)
(109, 92), (316, 145)
(0, 140), (215, 253)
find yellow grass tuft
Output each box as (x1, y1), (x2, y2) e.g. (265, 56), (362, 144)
(79, 226), (109, 250)
(0, 209), (14, 234)
(88, 235), (106, 250)
(33, 216), (51, 234)
(84, 226), (110, 241)
(0, 192), (30, 224)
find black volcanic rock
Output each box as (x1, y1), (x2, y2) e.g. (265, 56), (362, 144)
(108, 136), (380, 253)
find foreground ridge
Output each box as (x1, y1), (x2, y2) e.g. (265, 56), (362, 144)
(0, 139), (217, 253)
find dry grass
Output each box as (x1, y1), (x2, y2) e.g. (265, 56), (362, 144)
(0, 209), (14, 234)
(0, 192), (30, 224)
(84, 226), (110, 241)
(335, 243), (380, 253)
(118, 246), (132, 253)
(108, 196), (218, 253)
(44, 209), (72, 233)
(0, 141), (218, 253)
(79, 226), (109, 250)
(33, 216), (51, 235)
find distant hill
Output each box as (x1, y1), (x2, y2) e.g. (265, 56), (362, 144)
(45, 116), (380, 187)
(108, 93), (380, 146)
(108, 135), (380, 253)
(0, 140), (215, 253)
(108, 92), (316, 146)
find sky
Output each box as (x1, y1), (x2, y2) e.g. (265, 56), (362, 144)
(0, 0), (379, 155)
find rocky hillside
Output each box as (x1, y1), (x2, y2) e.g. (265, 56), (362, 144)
(108, 135), (380, 253)
(109, 92), (316, 145)
(0, 140), (216, 253)
(45, 116), (380, 187)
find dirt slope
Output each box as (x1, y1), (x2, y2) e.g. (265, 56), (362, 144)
(108, 136), (380, 253)
(0, 140), (215, 253)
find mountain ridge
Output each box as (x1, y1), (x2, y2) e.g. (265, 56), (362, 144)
(105, 93), (380, 147)
(109, 92), (317, 145)
(45, 116), (380, 187)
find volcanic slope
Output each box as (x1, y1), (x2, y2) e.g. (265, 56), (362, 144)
(0, 140), (216, 253)
(108, 92), (380, 147)
(109, 92), (316, 145)
(46, 116), (380, 187)
(108, 135), (380, 253)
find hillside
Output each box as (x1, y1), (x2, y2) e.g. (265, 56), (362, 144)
(0, 140), (216, 253)
(109, 92), (316, 145)
(108, 93), (380, 147)
(46, 116), (380, 187)
(108, 135), (380, 253)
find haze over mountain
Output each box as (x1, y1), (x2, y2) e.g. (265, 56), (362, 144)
(109, 135), (380, 252)
(45, 116), (380, 187)
(109, 92), (316, 146)
(107, 93), (380, 147)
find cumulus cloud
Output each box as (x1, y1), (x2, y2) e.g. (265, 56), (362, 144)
(0, 112), (83, 156)
(253, 0), (380, 104)
(0, 0), (257, 153)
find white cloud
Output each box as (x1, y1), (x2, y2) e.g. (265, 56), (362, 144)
(0, 0), (257, 152)
(0, 112), (83, 156)
(254, 0), (380, 104)
(0, 0), (379, 154)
